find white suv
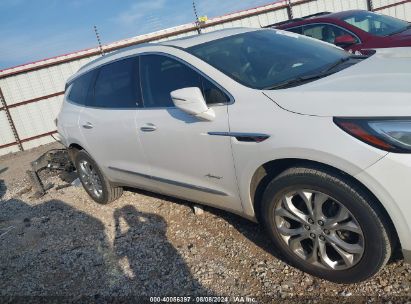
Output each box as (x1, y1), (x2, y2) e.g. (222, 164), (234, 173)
(58, 28), (411, 283)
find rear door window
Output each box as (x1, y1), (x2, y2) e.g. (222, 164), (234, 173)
(92, 57), (141, 108)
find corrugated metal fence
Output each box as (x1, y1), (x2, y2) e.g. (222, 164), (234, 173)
(0, 0), (410, 156)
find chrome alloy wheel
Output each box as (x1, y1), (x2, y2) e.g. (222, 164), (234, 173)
(78, 160), (103, 198)
(274, 190), (364, 270)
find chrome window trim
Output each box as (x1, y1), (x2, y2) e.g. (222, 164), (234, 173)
(66, 53), (141, 87)
(66, 51), (234, 110)
(66, 63), (142, 110)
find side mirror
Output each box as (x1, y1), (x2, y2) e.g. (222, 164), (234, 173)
(335, 35), (356, 47)
(171, 87), (215, 121)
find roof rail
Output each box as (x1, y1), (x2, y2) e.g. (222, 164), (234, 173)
(263, 11), (332, 28)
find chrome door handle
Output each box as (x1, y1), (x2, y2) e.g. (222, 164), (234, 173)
(82, 122), (93, 129)
(140, 123), (157, 132)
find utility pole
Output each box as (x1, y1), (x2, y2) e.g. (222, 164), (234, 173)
(93, 25), (105, 56)
(366, 0), (374, 11)
(286, 0), (294, 20)
(193, 0), (202, 34)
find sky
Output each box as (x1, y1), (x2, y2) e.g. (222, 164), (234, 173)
(0, 0), (275, 70)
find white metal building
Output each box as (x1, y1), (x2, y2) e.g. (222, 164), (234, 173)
(0, 0), (410, 156)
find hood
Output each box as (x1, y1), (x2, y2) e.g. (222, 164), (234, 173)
(263, 47), (411, 117)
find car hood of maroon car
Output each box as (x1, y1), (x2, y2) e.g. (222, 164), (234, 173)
(263, 47), (411, 117)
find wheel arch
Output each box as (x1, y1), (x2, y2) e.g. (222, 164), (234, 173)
(67, 142), (85, 162)
(69, 143), (84, 151)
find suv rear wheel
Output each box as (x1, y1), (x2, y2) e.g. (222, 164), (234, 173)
(261, 165), (393, 283)
(74, 150), (123, 204)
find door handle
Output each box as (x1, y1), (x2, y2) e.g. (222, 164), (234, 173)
(82, 122), (93, 129)
(140, 123), (157, 132)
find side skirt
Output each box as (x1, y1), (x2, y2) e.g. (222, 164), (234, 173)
(108, 166), (228, 196)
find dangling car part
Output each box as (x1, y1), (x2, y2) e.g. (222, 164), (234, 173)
(27, 149), (76, 198)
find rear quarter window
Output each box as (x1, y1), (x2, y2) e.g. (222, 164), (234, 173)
(67, 71), (95, 106)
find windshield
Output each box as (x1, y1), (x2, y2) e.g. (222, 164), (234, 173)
(342, 11), (409, 36)
(187, 29), (349, 89)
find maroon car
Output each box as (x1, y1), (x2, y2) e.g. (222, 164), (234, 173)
(274, 10), (411, 54)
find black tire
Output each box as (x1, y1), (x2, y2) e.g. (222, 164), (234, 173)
(74, 150), (123, 204)
(261, 165), (393, 283)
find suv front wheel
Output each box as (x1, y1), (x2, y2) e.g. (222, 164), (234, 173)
(261, 165), (393, 283)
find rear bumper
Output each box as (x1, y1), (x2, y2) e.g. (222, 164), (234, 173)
(56, 131), (68, 147)
(403, 249), (411, 264)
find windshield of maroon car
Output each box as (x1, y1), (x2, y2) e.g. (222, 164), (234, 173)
(341, 11), (409, 36)
(187, 30), (349, 90)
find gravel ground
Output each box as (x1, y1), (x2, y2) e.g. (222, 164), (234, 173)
(0, 143), (410, 301)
